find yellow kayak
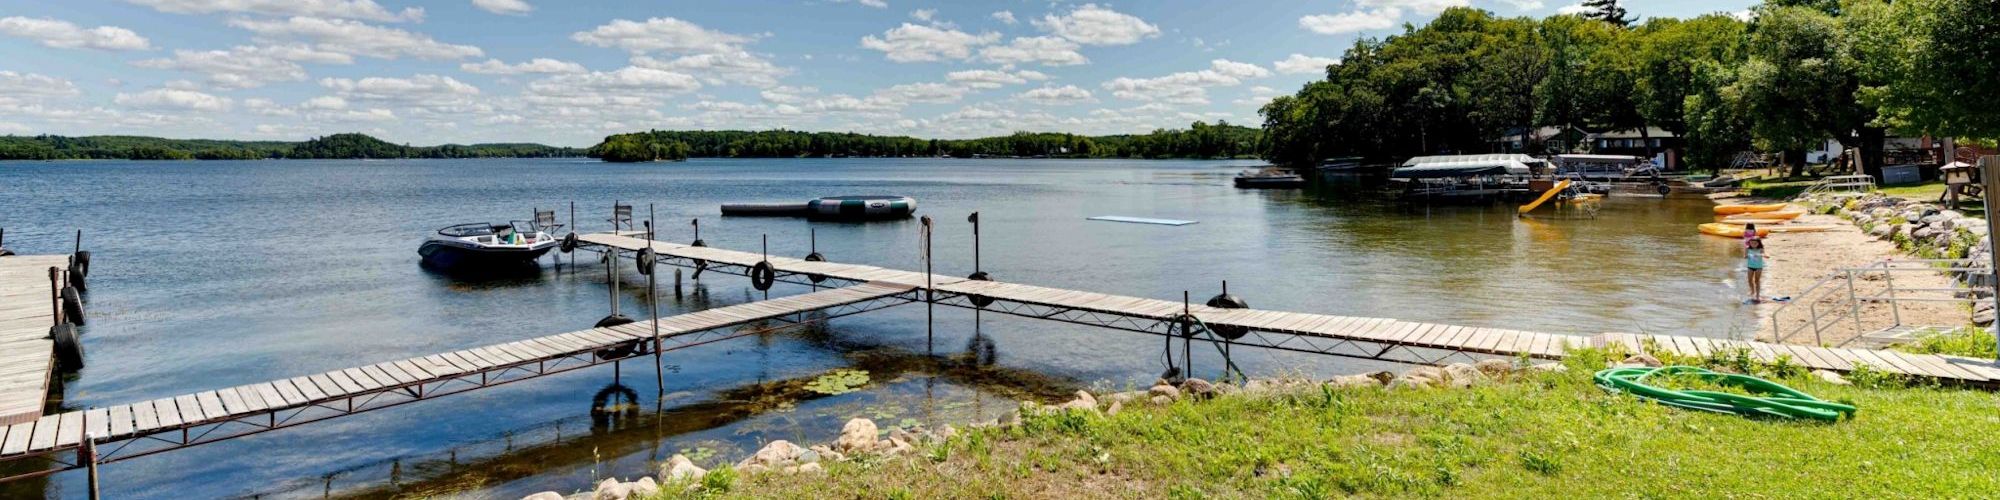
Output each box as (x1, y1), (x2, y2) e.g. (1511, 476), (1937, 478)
(1715, 222), (1839, 233)
(1713, 203), (1790, 215)
(1719, 210), (1805, 222)
(1699, 223), (1770, 238)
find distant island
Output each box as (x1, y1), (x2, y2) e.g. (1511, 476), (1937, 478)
(0, 133), (583, 161)
(588, 121), (1261, 162)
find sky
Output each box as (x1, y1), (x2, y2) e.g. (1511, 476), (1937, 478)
(0, 0), (1756, 147)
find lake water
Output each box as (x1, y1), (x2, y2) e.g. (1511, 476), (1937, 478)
(0, 158), (1757, 498)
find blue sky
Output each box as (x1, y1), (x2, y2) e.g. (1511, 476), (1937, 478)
(0, 0), (1755, 146)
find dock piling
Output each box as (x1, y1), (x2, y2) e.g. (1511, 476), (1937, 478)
(921, 216), (934, 351)
(651, 204), (664, 399)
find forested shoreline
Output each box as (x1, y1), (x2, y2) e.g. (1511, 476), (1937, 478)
(0, 133), (583, 160)
(586, 122), (1262, 162)
(1258, 0), (2000, 177)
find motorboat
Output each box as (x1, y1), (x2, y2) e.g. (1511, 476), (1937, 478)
(1233, 169), (1307, 189)
(419, 221), (558, 270)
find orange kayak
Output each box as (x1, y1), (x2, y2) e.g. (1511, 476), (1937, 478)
(1713, 203), (1790, 215)
(1699, 223), (1770, 238)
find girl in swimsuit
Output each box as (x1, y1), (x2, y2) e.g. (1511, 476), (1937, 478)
(1746, 238), (1769, 302)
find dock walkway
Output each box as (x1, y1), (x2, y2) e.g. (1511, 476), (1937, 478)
(579, 232), (2000, 386)
(0, 281), (916, 468)
(0, 255), (66, 426)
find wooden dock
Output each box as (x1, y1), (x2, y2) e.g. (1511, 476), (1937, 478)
(0, 281), (916, 469)
(578, 232), (2000, 386)
(0, 255), (66, 426)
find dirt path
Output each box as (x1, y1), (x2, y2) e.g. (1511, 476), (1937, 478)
(1748, 209), (1966, 346)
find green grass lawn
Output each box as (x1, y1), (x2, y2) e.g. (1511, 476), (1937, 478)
(654, 351), (2000, 499)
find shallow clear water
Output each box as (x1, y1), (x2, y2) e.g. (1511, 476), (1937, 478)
(0, 158), (1756, 498)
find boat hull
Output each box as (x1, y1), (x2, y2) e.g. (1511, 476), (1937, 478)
(419, 239), (555, 270)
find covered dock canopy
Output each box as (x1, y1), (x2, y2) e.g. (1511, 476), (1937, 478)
(1392, 156), (1534, 179)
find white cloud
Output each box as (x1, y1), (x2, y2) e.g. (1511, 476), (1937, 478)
(990, 11), (1016, 25)
(978, 36), (1087, 66)
(874, 82), (969, 104)
(1300, 9), (1401, 35)
(860, 23), (1000, 63)
(571, 17), (752, 55)
(0, 17), (152, 51)
(133, 44), (354, 89)
(1101, 59), (1266, 105)
(760, 85), (818, 104)
(115, 88), (233, 112)
(631, 49), (789, 87)
(128, 0), (424, 22)
(301, 95), (348, 110)
(1018, 85), (1095, 105)
(946, 68), (1049, 89)
(321, 74), (481, 101)
(460, 58), (585, 75)
(1274, 53), (1340, 74)
(1209, 59), (1271, 79)
(229, 17), (483, 59)
(526, 67), (701, 97)
(1360, 0), (1467, 14)
(1033, 4), (1158, 46)
(471, 0), (532, 16)
(1499, 0), (1544, 10)
(0, 71), (81, 99)
(911, 9), (936, 22)
(827, 0), (888, 8)
(1557, 3), (1593, 15)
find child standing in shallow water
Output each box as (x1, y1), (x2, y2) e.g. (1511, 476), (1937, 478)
(1746, 239), (1769, 302)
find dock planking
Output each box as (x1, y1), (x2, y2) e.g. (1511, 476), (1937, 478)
(579, 232), (2000, 387)
(0, 281), (915, 461)
(0, 255), (68, 426)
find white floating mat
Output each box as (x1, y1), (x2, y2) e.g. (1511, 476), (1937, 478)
(1087, 215), (1197, 226)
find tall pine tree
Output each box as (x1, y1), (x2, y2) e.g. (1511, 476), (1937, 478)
(1582, 0), (1635, 27)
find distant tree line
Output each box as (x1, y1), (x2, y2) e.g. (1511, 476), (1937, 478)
(587, 122), (1262, 161)
(1259, 0), (2000, 177)
(0, 133), (583, 160)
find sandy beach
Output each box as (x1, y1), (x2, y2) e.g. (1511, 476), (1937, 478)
(1747, 209), (1967, 346)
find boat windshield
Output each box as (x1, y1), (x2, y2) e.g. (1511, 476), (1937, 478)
(438, 223), (507, 238)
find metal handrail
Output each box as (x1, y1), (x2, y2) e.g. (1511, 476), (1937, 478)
(1770, 257), (1992, 346)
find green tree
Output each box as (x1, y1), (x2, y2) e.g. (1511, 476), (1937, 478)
(1581, 0), (1636, 27)
(1633, 15), (1748, 141)
(1859, 0), (2000, 142)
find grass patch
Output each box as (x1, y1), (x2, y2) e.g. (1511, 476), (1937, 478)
(651, 354), (2000, 498)
(1740, 178), (1817, 199)
(1895, 327), (1998, 359)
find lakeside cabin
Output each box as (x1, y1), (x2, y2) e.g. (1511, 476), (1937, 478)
(1391, 154), (1542, 202)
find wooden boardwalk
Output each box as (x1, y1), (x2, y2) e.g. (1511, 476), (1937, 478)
(580, 232), (2000, 386)
(0, 281), (915, 465)
(0, 255), (65, 426)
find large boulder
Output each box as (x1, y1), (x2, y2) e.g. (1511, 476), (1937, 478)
(1441, 363), (1486, 388)
(625, 477), (659, 498)
(1056, 390), (1099, 412)
(1147, 383), (1180, 401)
(1473, 359), (1516, 378)
(1325, 373), (1386, 389)
(834, 418), (881, 454)
(1813, 369), (1851, 386)
(1178, 378), (1217, 400)
(593, 479), (628, 500)
(661, 453), (707, 483)
(739, 440), (806, 469)
(523, 492), (565, 500)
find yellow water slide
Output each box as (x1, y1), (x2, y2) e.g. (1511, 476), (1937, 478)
(1517, 180), (1573, 214)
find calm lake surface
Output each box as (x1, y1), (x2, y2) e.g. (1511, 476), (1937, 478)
(0, 158), (1756, 498)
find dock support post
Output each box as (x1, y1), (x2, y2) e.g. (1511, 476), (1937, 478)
(922, 216), (934, 352)
(674, 268), (683, 301)
(81, 412), (98, 500)
(569, 201), (575, 271)
(651, 204), (664, 400)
